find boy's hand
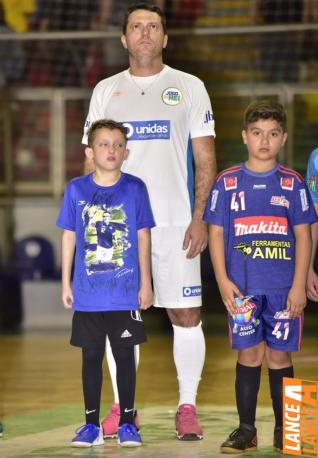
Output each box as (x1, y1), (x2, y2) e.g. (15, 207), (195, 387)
(138, 285), (153, 310)
(62, 286), (73, 309)
(218, 278), (243, 315)
(286, 286), (306, 318)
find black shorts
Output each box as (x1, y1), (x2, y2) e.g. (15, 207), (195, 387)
(70, 310), (147, 349)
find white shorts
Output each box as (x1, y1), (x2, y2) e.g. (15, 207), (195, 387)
(151, 226), (202, 309)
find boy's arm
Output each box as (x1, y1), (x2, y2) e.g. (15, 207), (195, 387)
(288, 224), (312, 318)
(61, 229), (76, 309)
(208, 224), (242, 315)
(137, 227), (153, 310)
(307, 203), (318, 301)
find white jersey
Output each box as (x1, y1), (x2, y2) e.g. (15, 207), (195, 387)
(83, 65), (215, 227)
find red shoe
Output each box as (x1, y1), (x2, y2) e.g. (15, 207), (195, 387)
(175, 404), (203, 441)
(101, 403), (140, 439)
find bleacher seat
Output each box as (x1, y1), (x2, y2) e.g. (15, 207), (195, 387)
(7, 235), (58, 280)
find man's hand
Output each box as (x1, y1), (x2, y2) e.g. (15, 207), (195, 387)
(306, 268), (318, 301)
(138, 285), (153, 310)
(183, 219), (208, 259)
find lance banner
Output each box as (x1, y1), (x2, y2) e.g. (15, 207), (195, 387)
(283, 377), (318, 456)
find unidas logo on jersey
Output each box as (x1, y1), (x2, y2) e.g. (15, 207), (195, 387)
(123, 120), (170, 141)
(183, 286), (202, 297)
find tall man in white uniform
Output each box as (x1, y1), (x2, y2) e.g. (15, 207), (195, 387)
(82, 2), (216, 441)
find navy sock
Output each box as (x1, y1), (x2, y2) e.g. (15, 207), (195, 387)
(112, 345), (136, 426)
(269, 366), (294, 428)
(82, 347), (104, 427)
(236, 362), (261, 429)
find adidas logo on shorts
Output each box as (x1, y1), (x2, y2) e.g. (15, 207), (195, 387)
(121, 330), (132, 338)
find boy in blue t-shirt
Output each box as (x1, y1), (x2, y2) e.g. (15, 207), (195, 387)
(203, 100), (318, 454)
(56, 119), (155, 448)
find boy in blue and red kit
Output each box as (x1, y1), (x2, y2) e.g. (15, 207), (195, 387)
(56, 119), (155, 448)
(204, 100), (318, 454)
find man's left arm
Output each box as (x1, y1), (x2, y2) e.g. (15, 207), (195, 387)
(183, 135), (216, 258)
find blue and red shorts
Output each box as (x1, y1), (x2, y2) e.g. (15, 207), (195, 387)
(228, 293), (303, 352)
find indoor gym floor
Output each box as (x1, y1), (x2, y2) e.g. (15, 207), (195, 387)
(0, 311), (318, 458)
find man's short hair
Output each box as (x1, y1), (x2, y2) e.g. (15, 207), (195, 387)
(122, 2), (167, 34)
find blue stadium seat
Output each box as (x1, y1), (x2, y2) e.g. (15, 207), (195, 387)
(7, 235), (59, 280)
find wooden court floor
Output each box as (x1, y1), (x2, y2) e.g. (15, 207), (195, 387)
(0, 322), (318, 457)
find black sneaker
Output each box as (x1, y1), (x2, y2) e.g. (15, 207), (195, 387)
(220, 426), (257, 454)
(274, 426), (283, 452)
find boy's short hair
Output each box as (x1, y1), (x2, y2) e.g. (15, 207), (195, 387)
(243, 99), (287, 132)
(87, 119), (127, 147)
(122, 2), (167, 34)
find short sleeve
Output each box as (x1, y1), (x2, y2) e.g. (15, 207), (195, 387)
(135, 181), (156, 230)
(56, 183), (76, 231)
(203, 180), (225, 227)
(189, 80), (215, 139)
(306, 148), (318, 203)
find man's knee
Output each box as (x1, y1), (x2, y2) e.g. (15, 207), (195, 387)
(166, 307), (201, 327)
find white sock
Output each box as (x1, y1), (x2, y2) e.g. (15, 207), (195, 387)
(106, 336), (140, 405)
(172, 321), (205, 407)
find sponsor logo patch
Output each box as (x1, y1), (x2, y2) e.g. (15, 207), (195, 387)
(281, 177), (294, 191)
(270, 195), (290, 208)
(224, 176), (237, 190)
(121, 330), (132, 338)
(123, 120), (170, 140)
(253, 184), (267, 190)
(162, 87), (183, 105)
(308, 175), (317, 193)
(210, 189), (219, 211)
(300, 189), (309, 211)
(234, 216), (288, 236)
(231, 295), (260, 336)
(204, 109), (214, 124)
(235, 240), (291, 261)
(183, 286), (202, 297)
(274, 310), (291, 320)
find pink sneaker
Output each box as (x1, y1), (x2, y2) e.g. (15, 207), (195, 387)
(175, 404), (203, 441)
(101, 403), (140, 439)
(102, 403), (120, 439)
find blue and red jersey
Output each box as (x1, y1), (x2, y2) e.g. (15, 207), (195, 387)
(204, 162), (318, 295)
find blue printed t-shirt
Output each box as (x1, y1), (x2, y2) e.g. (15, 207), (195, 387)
(306, 148), (318, 203)
(56, 172), (155, 311)
(203, 163), (318, 295)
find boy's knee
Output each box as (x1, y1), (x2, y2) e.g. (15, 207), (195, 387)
(266, 348), (292, 368)
(112, 345), (134, 363)
(238, 343), (265, 366)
